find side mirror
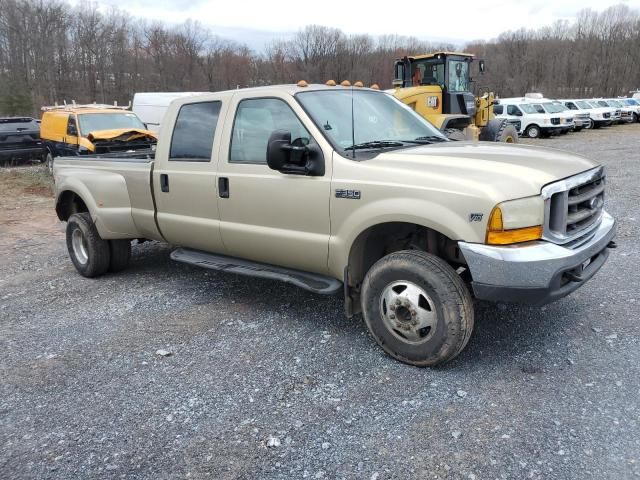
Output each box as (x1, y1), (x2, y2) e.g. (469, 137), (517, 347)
(479, 60), (486, 74)
(266, 130), (324, 176)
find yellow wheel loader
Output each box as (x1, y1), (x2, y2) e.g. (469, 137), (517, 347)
(392, 52), (518, 142)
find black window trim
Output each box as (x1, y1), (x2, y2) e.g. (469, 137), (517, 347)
(169, 100), (222, 163)
(228, 95), (316, 166)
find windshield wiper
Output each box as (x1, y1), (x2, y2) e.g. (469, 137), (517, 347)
(412, 135), (449, 143)
(345, 140), (405, 151)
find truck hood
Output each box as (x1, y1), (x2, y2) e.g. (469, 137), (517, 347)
(86, 128), (157, 142)
(370, 141), (598, 200)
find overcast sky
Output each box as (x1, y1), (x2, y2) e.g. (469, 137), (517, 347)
(84, 0), (640, 47)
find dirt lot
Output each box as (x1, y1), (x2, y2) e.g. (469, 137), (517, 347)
(1, 124), (639, 479)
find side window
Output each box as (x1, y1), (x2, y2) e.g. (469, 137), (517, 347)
(169, 101), (221, 162)
(533, 104), (545, 114)
(507, 105), (521, 116)
(230, 98), (311, 164)
(493, 104), (503, 115)
(567, 102), (577, 110)
(67, 116), (78, 136)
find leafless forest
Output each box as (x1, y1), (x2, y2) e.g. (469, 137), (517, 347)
(1, 0), (639, 116)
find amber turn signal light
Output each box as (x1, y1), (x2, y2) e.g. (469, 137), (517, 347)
(486, 206), (543, 245)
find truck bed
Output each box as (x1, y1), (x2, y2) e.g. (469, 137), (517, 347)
(54, 154), (160, 241)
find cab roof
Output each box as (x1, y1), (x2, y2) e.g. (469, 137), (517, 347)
(175, 83), (383, 98)
(406, 51), (475, 61)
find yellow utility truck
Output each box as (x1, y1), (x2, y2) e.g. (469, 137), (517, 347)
(392, 52), (518, 142)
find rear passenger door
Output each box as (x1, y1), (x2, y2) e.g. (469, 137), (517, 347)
(216, 94), (332, 275)
(153, 100), (227, 253)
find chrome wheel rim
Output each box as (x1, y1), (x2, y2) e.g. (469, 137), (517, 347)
(71, 228), (88, 265)
(379, 280), (438, 345)
(528, 127), (539, 138)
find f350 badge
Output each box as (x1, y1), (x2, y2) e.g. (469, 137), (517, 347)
(469, 213), (484, 222)
(335, 189), (361, 200)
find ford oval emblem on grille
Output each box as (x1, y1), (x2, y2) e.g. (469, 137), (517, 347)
(588, 197), (599, 209)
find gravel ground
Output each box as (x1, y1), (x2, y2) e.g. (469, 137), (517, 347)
(1, 124), (639, 479)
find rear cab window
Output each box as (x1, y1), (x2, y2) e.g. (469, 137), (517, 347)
(169, 102), (222, 162)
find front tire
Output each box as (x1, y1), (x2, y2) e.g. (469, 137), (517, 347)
(361, 250), (474, 367)
(525, 125), (541, 138)
(66, 213), (110, 278)
(479, 119), (518, 143)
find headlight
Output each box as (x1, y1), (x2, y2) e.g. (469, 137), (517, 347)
(486, 196), (544, 245)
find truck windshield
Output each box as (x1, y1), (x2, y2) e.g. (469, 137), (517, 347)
(78, 112), (146, 135)
(576, 101), (592, 109)
(544, 102), (566, 113)
(296, 89), (448, 157)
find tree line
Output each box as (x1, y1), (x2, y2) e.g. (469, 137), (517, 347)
(1, 0), (639, 116)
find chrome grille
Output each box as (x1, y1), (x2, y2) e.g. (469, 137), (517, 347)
(551, 117), (560, 125)
(603, 112), (611, 119)
(542, 167), (605, 247)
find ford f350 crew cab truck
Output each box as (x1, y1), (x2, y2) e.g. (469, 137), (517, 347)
(53, 84), (616, 367)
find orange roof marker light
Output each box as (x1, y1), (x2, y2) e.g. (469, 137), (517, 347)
(370, 84), (380, 90)
(354, 81), (364, 87)
(340, 80), (351, 87)
(297, 80), (308, 87)
(326, 79), (337, 86)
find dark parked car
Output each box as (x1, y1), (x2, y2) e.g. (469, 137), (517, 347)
(0, 117), (45, 166)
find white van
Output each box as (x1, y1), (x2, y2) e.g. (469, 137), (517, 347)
(132, 92), (206, 132)
(619, 98), (640, 122)
(560, 99), (614, 129)
(520, 97), (577, 133)
(493, 97), (563, 138)
(591, 99), (623, 123)
(604, 99), (635, 123)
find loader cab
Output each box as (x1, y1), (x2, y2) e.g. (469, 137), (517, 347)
(393, 52), (477, 118)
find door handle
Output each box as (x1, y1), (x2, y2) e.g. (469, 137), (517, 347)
(218, 177), (229, 198)
(160, 173), (169, 192)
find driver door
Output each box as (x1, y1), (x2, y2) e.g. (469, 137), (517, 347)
(216, 93), (332, 274)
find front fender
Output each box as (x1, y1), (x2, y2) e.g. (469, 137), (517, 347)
(328, 196), (485, 279)
(55, 169), (139, 239)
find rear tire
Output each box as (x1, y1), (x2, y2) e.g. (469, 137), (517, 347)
(361, 250), (474, 367)
(66, 213), (110, 278)
(108, 240), (132, 272)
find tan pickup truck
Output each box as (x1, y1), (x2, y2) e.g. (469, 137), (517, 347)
(53, 84), (616, 367)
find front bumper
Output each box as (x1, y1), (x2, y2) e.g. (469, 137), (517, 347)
(458, 212), (616, 305)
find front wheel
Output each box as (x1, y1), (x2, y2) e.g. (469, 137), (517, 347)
(479, 119), (518, 143)
(633, 113), (639, 123)
(525, 125), (541, 138)
(585, 119), (594, 129)
(361, 250), (474, 367)
(66, 213), (111, 277)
